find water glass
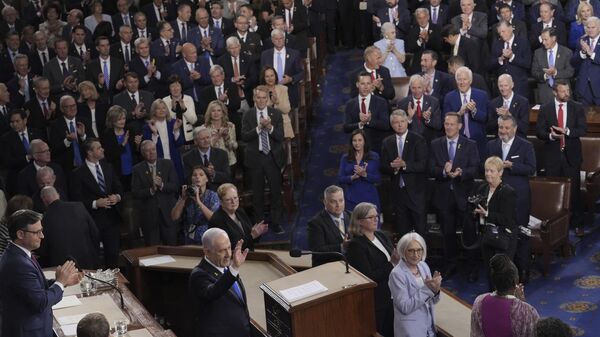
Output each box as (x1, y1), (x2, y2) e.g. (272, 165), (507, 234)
(114, 319), (128, 336)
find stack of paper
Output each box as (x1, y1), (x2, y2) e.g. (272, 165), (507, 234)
(52, 296), (82, 310)
(139, 255), (176, 266)
(279, 280), (328, 303)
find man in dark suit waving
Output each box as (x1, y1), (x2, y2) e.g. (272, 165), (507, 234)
(189, 228), (251, 337)
(241, 86), (286, 234)
(307, 185), (352, 267)
(381, 110), (429, 236)
(0, 209), (81, 337)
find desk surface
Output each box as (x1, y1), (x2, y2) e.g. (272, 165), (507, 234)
(436, 289), (472, 337)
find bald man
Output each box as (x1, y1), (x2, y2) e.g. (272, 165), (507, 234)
(171, 42), (211, 109)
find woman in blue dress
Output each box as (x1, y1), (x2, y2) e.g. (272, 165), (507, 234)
(568, 2), (594, 49)
(338, 129), (381, 212)
(374, 22), (407, 78)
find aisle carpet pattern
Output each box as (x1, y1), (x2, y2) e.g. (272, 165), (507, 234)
(291, 50), (600, 335)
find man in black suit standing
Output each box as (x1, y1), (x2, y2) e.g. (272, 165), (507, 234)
(43, 39), (85, 99)
(86, 36), (125, 100)
(421, 0), (450, 26)
(110, 25), (136, 69)
(275, 0), (308, 57)
(131, 140), (178, 246)
(395, 74), (442, 143)
(112, 72), (154, 133)
(1, 109), (45, 196)
(229, 15), (263, 65)
(0, 32), (23, 84)
(70, 139), (123, 267)
(182, 126), (231, 190)
(199, 64), (241, 124)
(142, 0), (176, 29)
(217, 37), (258, 108)
(487, 74), (530, 138)
(69, 26), (95, 63)
(7, 54), (36, 109)
(39, 186), (100, 269)
(129, 37), (165, 96)
(529, 3), (567, 51)
(381, 110), (429, 236)
(406, 8), (443, 75)
(112, 0), (135, 30)
(189, 228), (251, 337)
(349, 47), (396, 101)
(28, 31), (55, 77)
(0, 84), (13, 135)
(17, 139), (67, 198)
(536, 81), (587, 236)
(133, 12), (157, 41)
(420, 50), (452, 102)
(23, 77), (56, 132)
(210, 2), (235, 37)
(307, 185), (352, 267)
(429, 112), (480, 278)
(241, 86), (285, 235)
(441, 24), (483, 75)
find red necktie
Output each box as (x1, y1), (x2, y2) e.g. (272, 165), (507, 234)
(361, 98), (367, 115)
(416, 99), (422, 124)
(370, 71), (375, 81)
(558, 103), (565, 150)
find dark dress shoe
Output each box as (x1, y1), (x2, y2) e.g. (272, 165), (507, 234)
(271, 223), (285, 235)
(575, 227), (585, 237)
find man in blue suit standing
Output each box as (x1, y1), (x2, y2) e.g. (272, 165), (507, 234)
(486, 115), (536, 283)
(188, 7), (226, 61)
(150, 21), (182, 67)
(489, 20), (531, 99)
(571, 16), (600, 107)
(429, 113), (480, 280)
(443, 66), (488, 156)
(260, 28), (304, 108)
(171, 43), (211, 111)
(486, 74), (530, 138)
(0, 209), (81, 337)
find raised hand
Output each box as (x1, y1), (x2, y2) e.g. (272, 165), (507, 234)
(232, 239), (249, 269)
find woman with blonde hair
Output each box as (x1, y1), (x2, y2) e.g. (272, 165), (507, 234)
(204, 100), (238, 166)
(77, 81), (108, 138)
(569, 2), (594, 49)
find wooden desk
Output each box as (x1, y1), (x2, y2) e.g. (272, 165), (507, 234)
(529, 106), (600, 135)
(435, 289), (472, 337)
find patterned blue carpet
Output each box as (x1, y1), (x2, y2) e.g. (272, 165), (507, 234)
(291, 49), (600, 335)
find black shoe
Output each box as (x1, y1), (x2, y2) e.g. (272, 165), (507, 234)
(468, 268), (479, 283)
(271, 223), (285, 235)
(443, 265), (457, 278)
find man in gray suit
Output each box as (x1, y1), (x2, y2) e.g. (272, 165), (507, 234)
(531, 27), (574, 104)
(112, 72), (154, 133)
(131, 140), (179, 245)
(450, 0), (488, 41)
(43, 39), (85, 99)
(182, 126), (231, 190)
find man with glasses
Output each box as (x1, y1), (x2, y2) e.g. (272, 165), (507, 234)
(0, 209), (81, 337)
(17, 139), (67, 199)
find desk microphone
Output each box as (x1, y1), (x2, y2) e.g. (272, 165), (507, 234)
(289, 249), (350, 274)
(65, 256), (125, 310)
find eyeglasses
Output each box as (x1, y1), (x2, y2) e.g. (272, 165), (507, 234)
(22, 229), (44, 236)
(34, 149), (50, 154)
(360, 214), (379, 220)
(406, 248), (424, 255)
(222, 196), (239, 203)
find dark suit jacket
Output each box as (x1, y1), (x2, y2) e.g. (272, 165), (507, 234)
(531, 45), (574, 104)
(217, 53), (258, 100)
(406, 24), (443, 75)
(17, 162), (68, 198)
(529, 20), (567, 51)
(275, 3), (309, 52)
(228, 31), (263, 64)
(486, 136), (536, 225)
(536, 100), (587, 169)
(188, 25), (226, 58)
(210, 17), (235, 37)
(241, 107), (285, 169)
(189, 258), (250, 337)
(24, 98), (56, 131)
(443, 88), (489, 153)
(42, 57), (85, 97)
(349, 65), (395, 100)
(170, 57), (212, 99)
(395, 95), (442, 142)
(490, 19), (528, 42)
(343, 95), (391, 152)
(486, 94), (530, 138)
(0, 128), (45, 174)
(455, 35), (485, 75)
(0, 104), (13, 135)
(77, 102), (109, 138)
(489, 1), (525, 24)
(528, 3), (567, 25)
(110, 41), (137, 65)
(0, 51), (16, 83)
(48, 117), (92, 174)
(199, 83), (241, 119)
(380, 131), (429, 210)
(420, 3), (450, 26)
(209, 208), (257, 251)
(260, 47), (304, 107)
(422, 70), (452, 102)
(133, 26), (158, 41)
(307, 209), (352, 266)
(0, 243), (64, 337)
(6, 74), (36, 109)
(39, 200), (100, 269)
(375, 4), (411, 39)
(475, 182), (517, 232)
(429, 135), (480, 211)
(112, 89), (155, 131)
(142, 2), (176, 28)
(68, 43), (97, 61)
(182, 147), (231, 189)
(451, 11), (488, 40)
(150, 38), (181, 66)
(263, 33), (298, 51)
(112, 11), (135, 29)
(570, 35), (600, 104)
(128, 55), (166, 94)
(29, 49), (56, 77)
(83, 56), (124, 96)
(489, 36), (531, 97)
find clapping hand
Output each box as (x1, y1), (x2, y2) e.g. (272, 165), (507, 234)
(424, 271), (442, 294)
(250, 221), (269, 239)
(423, 107), (432, 120)
(55, 260), (82, 287)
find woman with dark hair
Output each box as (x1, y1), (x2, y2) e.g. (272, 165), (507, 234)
(259, 65), (293, 139)
(337, 129), (381, 211)
(84, 1), (113, 36)
(471, 254), (539, 337)
(0, 195), (34, 256)
(171, 166), (220, 244)
(162, 75), (197, 144)
(39, 2), (66, 46)
(346, 202), (398, 337)
(78, 80), (109, 138)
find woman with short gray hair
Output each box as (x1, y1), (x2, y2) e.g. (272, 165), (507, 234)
(374, 22), (407, 77)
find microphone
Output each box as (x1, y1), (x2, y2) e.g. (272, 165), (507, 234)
(289, 249), (350, 274)
(65, 256), (125, 310)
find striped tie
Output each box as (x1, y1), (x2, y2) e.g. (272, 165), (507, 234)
(96, 163), (106, 193)
(260, 111), (270, 155)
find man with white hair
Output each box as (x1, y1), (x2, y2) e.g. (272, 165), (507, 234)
(189, 228), (251, 337)
(217, 36), (258, 107)
(395, 74), (442, 143)
(406, 8), (443, 75)
(490, 20), (531, 98)
(571, 16), (600, 107)
(450, 0), (488, 41)
(486, 74), (529, 138)
(443, 66), (489, 155)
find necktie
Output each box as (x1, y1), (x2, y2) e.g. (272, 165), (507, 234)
(503, 99), (509, 109)
(21, 132), (30, 153)
(416, 99), (422, 124)
(336, 218), (345, 237)
(124, 45), (130, 63)
(217, 86), (222, 97)
(558, 103), (565, 150)
(224, 267), (244, 302)
(233, 57), (244, 97)
(203, 154), (209, 167)
(548, 49), (555, 87)
(204, 29), (208, 38)
(140, 29), (146, 38)
(131, 93), (137, 104)
(69, 121), (83, 167)
(182, 23), (187, 41)
(123, 15), (129, 26)
(432, 7), (438, 24)
(216, 20), (221, 30)
(144, 59), (150, 68)
(462, 93), (471, 138)
(41, 51), (48, 65)
(361, 97), (367, 115)
(591, 38), (596, 51)
(165, 40), (170, 56)
(42, 101), (49, 118)
(61, 62), (69, 77)
(502, 142), (509, 160)
(103, 61), (110, 88)
(96, 163), (106, 193)
(370, 71), (375, 81)
(23, 78), (30, 102)
(79, 47), (84, 58)
(149, 163), (156, 178)
(259, 111), (270, 155)
(1, 106), (6, 117)
(398, 138), (405, 187)
(448, 140), (456, 161)
(276, 52), (284, 82)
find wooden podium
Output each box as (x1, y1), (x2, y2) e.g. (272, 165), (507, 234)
(260, 261), (377, 337)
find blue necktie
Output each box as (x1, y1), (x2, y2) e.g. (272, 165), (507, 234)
(397, 137), (405, 187)
(21, 132), (30, 153)
(103, 61), (110, 88)
(61, 62), (69, 77)
(448, 140), (456, 161)
(96, 163), (106, 193)
(225, 267), (244, 302)
(69, 121), (83, 167)
(548, 49), (555, 87)
(276, 52), (284, 82)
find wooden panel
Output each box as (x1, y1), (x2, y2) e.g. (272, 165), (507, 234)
(435, 289), (472, 337)
(529, 106), (600, 135)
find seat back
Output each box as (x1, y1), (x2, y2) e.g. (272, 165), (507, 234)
(392, 77), (410, 102)
(581, 137), (600, 172)
(526, 135), (545, 175)
(529, 177), (571, 220)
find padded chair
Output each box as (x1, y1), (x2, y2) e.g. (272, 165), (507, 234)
(391, 77), (410, 102)
(580, 137), (600, 213)
(529, 177), (572, 275)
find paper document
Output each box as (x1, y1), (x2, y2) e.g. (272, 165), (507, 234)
(532, 104), (541, 110)
(52, 295), (82, 310)
(60, 324), (78, 336)
(279, 280), (328, 303)
(57, 313), (89, 325)
(128, 329), (154, 337)
(139, 255), (176, 266)
(528, 215), (543, 229)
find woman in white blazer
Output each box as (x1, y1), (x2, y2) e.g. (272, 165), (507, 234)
(163, 75), (198, 143)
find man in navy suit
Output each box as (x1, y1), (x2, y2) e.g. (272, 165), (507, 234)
(85, 36), (125, 99)
(188, 7), (226, 61)
(150, 21), (182, 66)
(489, 20), (531, 99)
(374, 0), (411, 39)
(170, 3), (193, 43)
(110, 25), (136, 68)
(443, 66), (489, 156)
(420, 0), (450, 26)
(129, 37), (166, 96)
(486, 115), (536, 282)
(349, 46), (396, 100)
(396, 74), (442, 143)
(112, 0), (135, 30)
(189, 228), (251, 337)
(571, 16), (600, 107)
(420, 50), (452, 102)
(307, 185), (352, 267)
(260, 28), (304, 108)
(486, 74), (530, 138)
(536, 81), (587, 236)
(489, 0), (525, 25)
(429, 112), (480, 278)
(171, 43), (211, 111)
(381, 110), (429, 236)
(529, 3), (567, 51)
(344, 72), (391, 153)
(406, 9), (443, 75)
(0, 209), (81, 337)
(210, 2), (235, 37)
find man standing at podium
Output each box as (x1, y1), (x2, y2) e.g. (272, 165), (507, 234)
(189, 228), (251, 337)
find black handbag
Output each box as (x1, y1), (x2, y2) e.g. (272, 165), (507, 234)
(481, 224), (510, 251)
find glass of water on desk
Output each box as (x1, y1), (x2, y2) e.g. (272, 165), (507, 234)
(79, 277), (94, 295)
(114, 319), (128, 336)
